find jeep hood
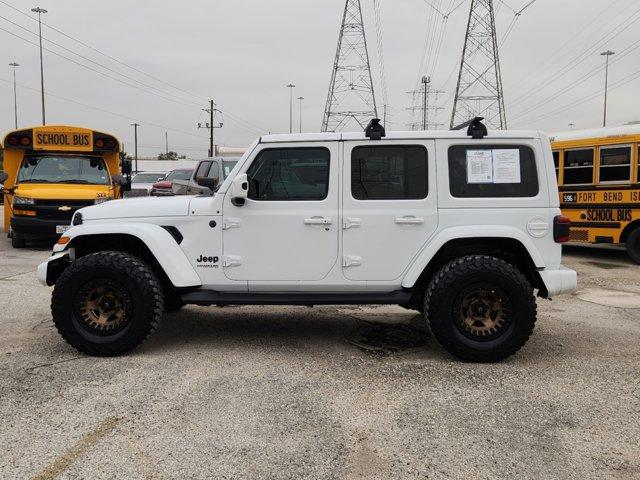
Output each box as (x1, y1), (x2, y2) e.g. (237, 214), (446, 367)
(78, 196), (191, 220)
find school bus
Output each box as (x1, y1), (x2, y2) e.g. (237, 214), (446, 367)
(0, 125), (130, 248)
(550, 125), (640, 264)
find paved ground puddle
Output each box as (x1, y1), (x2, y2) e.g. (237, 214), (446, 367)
(345, 316), (430, 354)
(576, 288), (640, 309)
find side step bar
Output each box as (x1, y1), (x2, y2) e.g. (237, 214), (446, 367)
(180, 289), (412, 307)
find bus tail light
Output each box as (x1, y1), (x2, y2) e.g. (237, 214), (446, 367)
(554, 215), (571, 243)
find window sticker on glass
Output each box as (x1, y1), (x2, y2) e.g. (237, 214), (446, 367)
(466, 150), (493, 184)
(492, 149), (521, 184)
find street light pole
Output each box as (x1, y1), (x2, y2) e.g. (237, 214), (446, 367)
(297, 96), (304, 133)
(31, 6), (47, 125)
(601, 50), (615, 127)
(286, 84), (296, 133)
(130, 123), (140, 173)
(9, 62), (19, 129)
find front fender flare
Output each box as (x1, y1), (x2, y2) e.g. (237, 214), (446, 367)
(54, 223), (201, 288)
(401, 226), (546, 289)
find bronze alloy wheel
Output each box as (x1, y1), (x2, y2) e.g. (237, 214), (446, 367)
(454, 285), (513, 341)
(74, 279), (132, 336)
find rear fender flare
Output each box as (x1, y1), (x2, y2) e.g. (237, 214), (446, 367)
(401, 226), (546, 289)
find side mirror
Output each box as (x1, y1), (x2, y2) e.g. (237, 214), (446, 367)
(196, 176), (219, 190)
(112, 174), (131, 192)
(231, 173), (248, 206)
(0, 171), (8, 184)
(121, 159), (132, 175)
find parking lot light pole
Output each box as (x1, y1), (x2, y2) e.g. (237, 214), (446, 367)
(130, 123), (140, 173)
(31, 6), (47, 125)
(601, 50), (615, 127)
(9, 62), (19, 129)
(286, 84), (296, 133)
(297, 96), (304, 133)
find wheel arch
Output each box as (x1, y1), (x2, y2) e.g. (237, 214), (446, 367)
(402, 235), (545, 309)
(53, 225), (201, 289)
(620, 219), (640, 244)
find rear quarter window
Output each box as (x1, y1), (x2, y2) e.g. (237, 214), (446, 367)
(448, 145), (539, 198)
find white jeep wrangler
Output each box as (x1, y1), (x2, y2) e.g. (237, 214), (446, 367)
(38, 119), (577, 362)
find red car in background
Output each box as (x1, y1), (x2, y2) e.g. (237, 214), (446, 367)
(150, 169), (194, 197)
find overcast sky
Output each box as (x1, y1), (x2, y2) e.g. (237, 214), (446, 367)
(0, 0), (638, 158)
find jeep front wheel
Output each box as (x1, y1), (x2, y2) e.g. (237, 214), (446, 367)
(424, 255), (536, 363)
(52, 251), (164, 356)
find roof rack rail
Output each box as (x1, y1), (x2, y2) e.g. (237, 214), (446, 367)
(451, 117), (488, 139)
(365, 118), (386, 140)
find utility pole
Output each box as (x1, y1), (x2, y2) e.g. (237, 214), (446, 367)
(165, 131), (168, 155)
(297, 96), (304, 133)
(9, 62), (19, 129)
(451, 0), (506, 129)
(130, 123), (140, 173)
(198, 100), (223, 157)
(286, 84), (296, 134)
(322, 0), (377, 132)
(601, 50), (615, 127)
(31, 6), (47, 125)
(422, 76), (429, 130)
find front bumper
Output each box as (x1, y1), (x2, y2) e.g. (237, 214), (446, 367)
(538, 266), (577, 298)
(11, 216), (68, 239)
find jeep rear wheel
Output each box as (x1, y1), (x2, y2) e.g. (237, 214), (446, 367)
(52, 251), (164, 356)
(424, 255), (536, 363)
(626, 228), (640, 265)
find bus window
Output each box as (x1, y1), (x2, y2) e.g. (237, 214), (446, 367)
(552, 151), (560, 180)
(599, 146), (631, 183)
(563, 149), (593, 185)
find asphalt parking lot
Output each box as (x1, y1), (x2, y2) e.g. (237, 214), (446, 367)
(1, 238), (639, 480)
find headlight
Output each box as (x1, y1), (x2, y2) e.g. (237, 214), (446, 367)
(13, 196), (35, 206)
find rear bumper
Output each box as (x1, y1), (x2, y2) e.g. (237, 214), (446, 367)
(538, 266), (577, 298)
(11, 216), (67, 239)
(150, 189), (175, 197)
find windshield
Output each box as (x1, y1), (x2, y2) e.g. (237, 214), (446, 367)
(133, 173), (164, 183)
(165, 170), (193, 181)
(18, 155), (110, 185)
(223, 161), (238, 178)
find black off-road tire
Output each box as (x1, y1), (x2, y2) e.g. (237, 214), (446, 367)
(11, 233), (26, 248)
(626, 228), (640, 265)
(52, 251), (164, 356)
(424, 255), (537, 363)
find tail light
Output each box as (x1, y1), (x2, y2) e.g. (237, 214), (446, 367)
(554, 215), (571, 243)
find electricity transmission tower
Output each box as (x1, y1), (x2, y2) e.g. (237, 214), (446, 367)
(450, 0), (506, 129)
(322, 0), (378, 132)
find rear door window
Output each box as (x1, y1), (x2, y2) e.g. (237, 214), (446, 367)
(351, 145), (428, 200)
(448, 145), (539, 198)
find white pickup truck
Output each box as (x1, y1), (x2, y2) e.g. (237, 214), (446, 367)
(37, 119), (577, 362)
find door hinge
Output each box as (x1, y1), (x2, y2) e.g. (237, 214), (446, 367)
(222, 255), (243, 267)
(343, 255), (362, 268)
(223, 218), (242, 230)
(343, 217), (362, 230)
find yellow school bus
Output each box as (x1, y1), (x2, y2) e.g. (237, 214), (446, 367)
(0, 125), (130, 248)
(550, 125), (640, 264)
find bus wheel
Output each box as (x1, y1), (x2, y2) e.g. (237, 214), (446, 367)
(11, 234), (26, 248)
(627, 228), (640, 265)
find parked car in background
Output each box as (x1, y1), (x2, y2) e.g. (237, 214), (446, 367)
(172, 158), (239, 196)
(150, 168), (193, 196)
(125, 172), (165, 198)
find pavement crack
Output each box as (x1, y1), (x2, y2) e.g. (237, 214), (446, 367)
(25, 356), (85, 373)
